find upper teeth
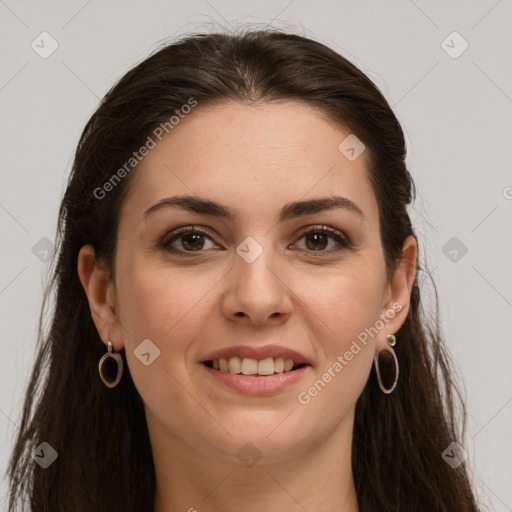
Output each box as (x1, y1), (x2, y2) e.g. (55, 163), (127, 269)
(212, 357), (297, 375)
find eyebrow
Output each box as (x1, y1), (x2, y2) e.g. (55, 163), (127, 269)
(143, 194), (366, 222)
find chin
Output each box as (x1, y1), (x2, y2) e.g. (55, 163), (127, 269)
(197, 412), (316, 464)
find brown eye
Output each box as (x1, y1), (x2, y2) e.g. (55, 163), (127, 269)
(179, 232), (206, 251)
(161, 225), (350, 256)
(294, 226), (349, 253)
(162, 226), (217, 254)
(304, 232), (329, 251)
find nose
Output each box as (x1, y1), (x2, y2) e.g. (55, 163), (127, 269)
(221, 242), (292, 326)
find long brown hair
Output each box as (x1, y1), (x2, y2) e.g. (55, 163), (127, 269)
(7, 28), (482, 511)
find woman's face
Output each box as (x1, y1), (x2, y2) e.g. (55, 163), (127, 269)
(92, 100), (413, 464)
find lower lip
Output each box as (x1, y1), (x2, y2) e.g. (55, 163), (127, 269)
(201, 363), (311, 396)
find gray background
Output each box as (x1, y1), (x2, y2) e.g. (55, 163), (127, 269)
(1, 0), (511, 510)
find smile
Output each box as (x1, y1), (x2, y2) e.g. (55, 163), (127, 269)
(203, 356), (308, 376)
(201, 359), (312, 396)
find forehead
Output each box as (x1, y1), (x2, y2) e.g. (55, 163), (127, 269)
(121, 100), (378, 228)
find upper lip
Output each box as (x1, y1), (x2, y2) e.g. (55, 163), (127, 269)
(201, 344), (310, 365)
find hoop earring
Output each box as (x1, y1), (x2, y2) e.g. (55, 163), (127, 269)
(98, 340), (123, 388)
(374, 334), (399, 394)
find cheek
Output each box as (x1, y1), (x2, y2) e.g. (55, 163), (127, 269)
(114, 257), (228, 404)
(306, 264), (384, 347)
(296, 266), (383, 405)
(114, 261), (218, 413)
(115, 257), (220, 344)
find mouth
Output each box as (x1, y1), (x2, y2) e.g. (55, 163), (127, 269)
(202, 357), (310, 376)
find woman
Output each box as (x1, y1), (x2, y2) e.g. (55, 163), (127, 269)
(7, 29), (481, 511)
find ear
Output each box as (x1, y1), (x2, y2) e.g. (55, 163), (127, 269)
(77, 244), (124, 351)
(376, 235), (418, 351)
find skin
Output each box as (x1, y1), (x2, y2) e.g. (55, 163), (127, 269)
(78, 100), (417, 512)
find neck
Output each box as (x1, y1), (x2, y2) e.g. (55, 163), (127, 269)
(150, 413), (360, 512)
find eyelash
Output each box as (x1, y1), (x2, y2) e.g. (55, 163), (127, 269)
(160, 225), (351, 257)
